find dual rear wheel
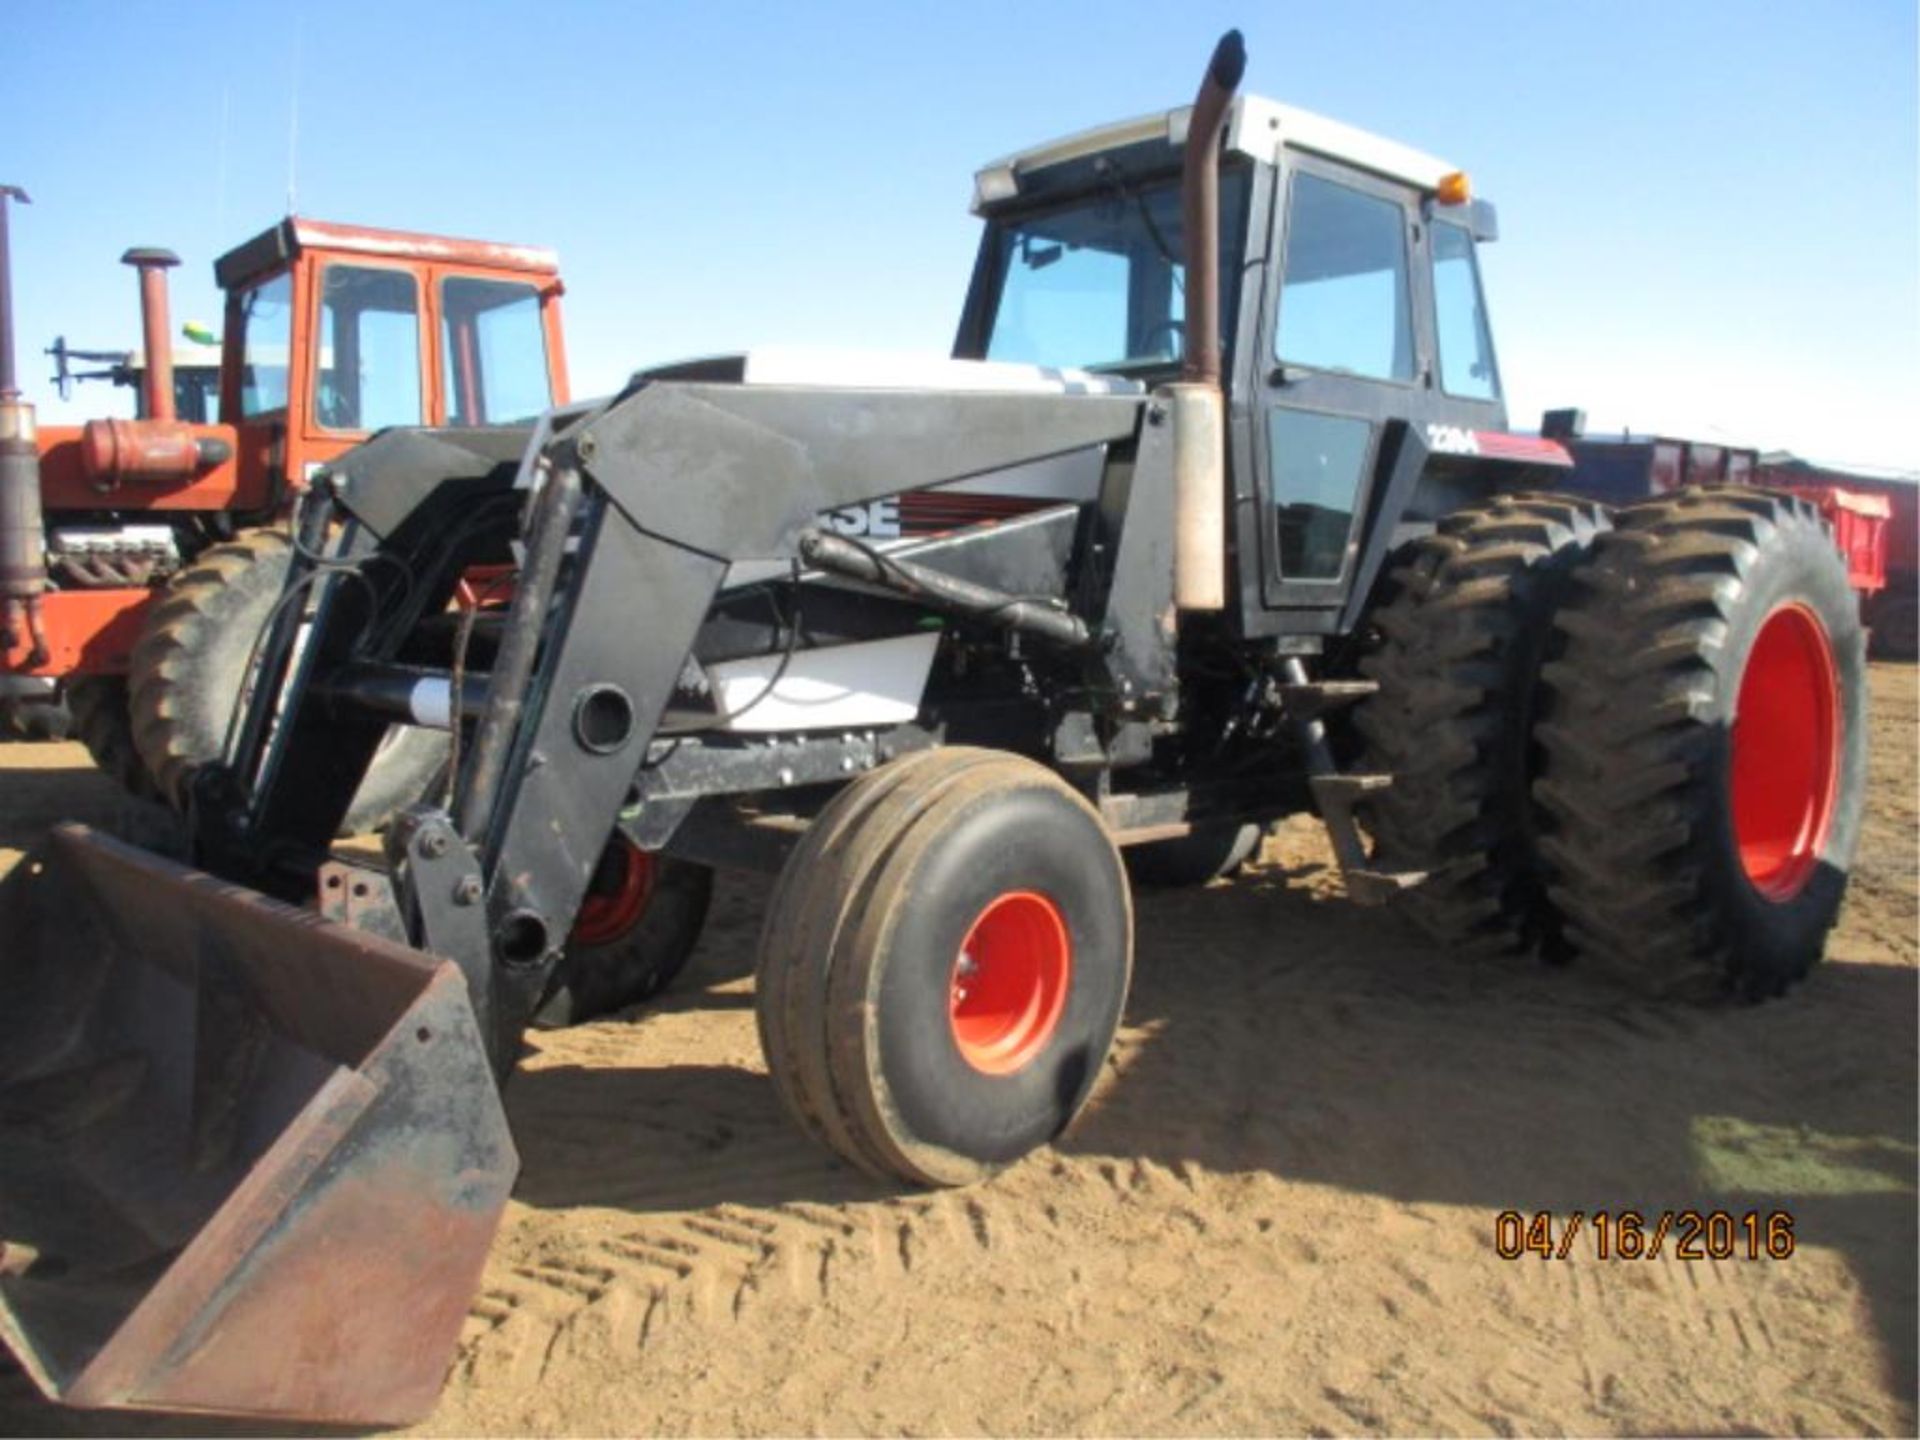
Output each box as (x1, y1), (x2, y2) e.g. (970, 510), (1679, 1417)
(1533, 489), (1865, 998)
(1359, 487), (1865, 999)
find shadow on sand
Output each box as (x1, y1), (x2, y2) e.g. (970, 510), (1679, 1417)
(1, 815), (1911, 1433)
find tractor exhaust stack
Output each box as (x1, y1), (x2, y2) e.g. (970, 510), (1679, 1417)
(1179, 29), (1244, 390)
(0, 185), (47, 666)
(76, 248), (233, 487)
(1171, 31), (1244, 612)
(123, 247), (181, 423)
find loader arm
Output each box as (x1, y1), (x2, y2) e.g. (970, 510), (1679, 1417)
(208, 379), (1152, 1074)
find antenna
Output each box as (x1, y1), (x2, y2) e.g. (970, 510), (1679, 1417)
(285, 11), (303, 214)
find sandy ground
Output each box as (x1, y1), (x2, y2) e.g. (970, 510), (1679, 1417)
(0, 666), (1914, 1436)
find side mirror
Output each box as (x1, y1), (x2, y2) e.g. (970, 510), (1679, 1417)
(1541, 407), (1586, 442)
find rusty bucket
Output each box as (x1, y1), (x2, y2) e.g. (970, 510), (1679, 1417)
(0, 825), (516, 1425)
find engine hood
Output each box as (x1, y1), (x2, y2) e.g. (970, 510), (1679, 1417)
(631, 347), (1145, 397)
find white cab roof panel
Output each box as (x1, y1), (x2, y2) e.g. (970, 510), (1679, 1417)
(977, 93), (1455, 199)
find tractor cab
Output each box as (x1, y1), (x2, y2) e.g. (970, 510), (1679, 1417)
(8, 217), (569, 687)
(215, 217), (571, 488)
(956, 96), (1567, 635)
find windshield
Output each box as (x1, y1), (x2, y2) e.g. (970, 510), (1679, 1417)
(980, 167), (1250, 373)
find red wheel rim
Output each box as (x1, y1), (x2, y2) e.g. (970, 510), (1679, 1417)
(948, 891), (1072, 1075)
(1731, 603), (1839, 900)
(570, 839), (657, 947)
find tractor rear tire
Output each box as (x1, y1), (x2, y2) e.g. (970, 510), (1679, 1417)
(756, 747), (1132, 1187)
(1124, 821), (1262, 888)
(532, 840), (714, 1027)
(66, 676), (159, 799)
(1534, 488), (1867, 999)
(129, 531), (448, 833)
(1353, 493), (1611, 958)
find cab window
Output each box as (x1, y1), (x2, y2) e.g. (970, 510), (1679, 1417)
(982, 168), (1251, 373)
(1431, 221), (1500, 401)
(1269, 410), (1373, 581)
(441, 277), (551, 425)
(237, 272), (293, 416)
(315, 265), (423, 431)
(1274, 173), (1414, 382)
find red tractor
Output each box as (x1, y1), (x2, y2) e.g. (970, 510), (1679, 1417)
(0, 196), (570, 825)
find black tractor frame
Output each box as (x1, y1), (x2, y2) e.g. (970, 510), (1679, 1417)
(184, 52), (1569, 1078)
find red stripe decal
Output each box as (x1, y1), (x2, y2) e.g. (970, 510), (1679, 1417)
(896, 492), (1065, 538)
(1473, 432), (1574, 467)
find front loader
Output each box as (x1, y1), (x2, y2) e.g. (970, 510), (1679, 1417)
(0, 32), (1867, 1425)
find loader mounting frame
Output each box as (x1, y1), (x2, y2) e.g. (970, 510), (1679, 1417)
(198, 382), (1172, 1075)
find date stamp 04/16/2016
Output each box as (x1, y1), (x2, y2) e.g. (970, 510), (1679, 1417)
(1495, 1210), (1797, 1262)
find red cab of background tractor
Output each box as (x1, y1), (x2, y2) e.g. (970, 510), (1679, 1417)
(3, 217), (570, 681)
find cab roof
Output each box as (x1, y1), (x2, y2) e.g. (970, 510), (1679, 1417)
(214, 217), (561, 292)
(974, 93), (1456, 210)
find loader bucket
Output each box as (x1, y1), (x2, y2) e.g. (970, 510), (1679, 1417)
(0, 824), (517, 1425)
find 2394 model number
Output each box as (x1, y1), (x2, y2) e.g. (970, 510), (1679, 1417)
(1425, 423), (1481, 455)
(1494, 1209), (1796, 1261)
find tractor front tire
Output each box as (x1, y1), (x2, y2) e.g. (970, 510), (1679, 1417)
(756, 748), (1132, 1187)
(1353, 493), (1611, 958)
(129, 531), (448, 833)
(1535, 488), (1867, 999)
(533, 840), (714, 1027)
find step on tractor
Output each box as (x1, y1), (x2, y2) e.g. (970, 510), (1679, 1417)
(0, 33), (1867, 1426)
(0, 204), (571, 828)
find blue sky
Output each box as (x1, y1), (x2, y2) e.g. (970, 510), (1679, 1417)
(7, 1), (1916, 472)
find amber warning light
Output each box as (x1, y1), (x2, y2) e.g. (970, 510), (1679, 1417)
(1437, 171), (1472, 206)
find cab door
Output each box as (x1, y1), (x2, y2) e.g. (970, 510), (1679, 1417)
(1253, 158), (1426, 613)
(290, 257), (432, 484)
